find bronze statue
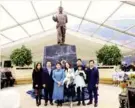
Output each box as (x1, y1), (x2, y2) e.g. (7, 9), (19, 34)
(52, 6), (68, 45)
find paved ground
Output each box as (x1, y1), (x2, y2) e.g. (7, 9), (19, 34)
(9, 84), (121, 108)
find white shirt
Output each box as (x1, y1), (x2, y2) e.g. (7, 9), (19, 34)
(47, 67), (51, 75)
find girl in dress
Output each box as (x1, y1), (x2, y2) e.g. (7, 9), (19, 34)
(74, 66), (86, 106)
(32, 63), (42, 106)
(52, 62), (65, 106)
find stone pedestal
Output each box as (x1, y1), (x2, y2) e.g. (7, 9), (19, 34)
(43, 44), (77, 67)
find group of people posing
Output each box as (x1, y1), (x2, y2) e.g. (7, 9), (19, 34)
(32, 59), (99, 107)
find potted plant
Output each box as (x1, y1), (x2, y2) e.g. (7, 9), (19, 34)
(10, 45), (32, 67)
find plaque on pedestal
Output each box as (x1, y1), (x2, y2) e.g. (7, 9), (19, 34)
(43, 44), (77, 67)
(127, 87), (135, 108)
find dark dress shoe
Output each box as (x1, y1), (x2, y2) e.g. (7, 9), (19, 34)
(77, 102), (81, 106)
(87, 101), (92, 105)
(82, 102), (86, 106)
(59, 100), (63, 107)
(57, 103), (59, 106)
(59, 103), (62, 107)
(44, 103), (47, 106)
(36, 103), (39, 106)
(57, 102), (59, 106)
(50, 102), (54, 105)
(94, 103), (98, 107)
(38, 100), (41, 106)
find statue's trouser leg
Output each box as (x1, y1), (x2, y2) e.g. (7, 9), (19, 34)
(61, 26), (66, 44)
(57, 27), (62, 44)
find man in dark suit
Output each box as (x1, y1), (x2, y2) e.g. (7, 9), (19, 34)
(42, 61), (54, 106)
(86, 60), (99, 107)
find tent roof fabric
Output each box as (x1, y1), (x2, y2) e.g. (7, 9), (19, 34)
(1, 1), (135, 52)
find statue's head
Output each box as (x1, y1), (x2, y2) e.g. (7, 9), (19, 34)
(58, 6), (63, 13)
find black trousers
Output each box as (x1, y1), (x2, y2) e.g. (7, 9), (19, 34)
(88, 87), (98, 104)
(35, 89), (42, 105)
(44, 88), (53, 103)
(77, 87), (85, 103)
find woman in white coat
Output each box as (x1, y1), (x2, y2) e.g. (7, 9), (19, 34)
(63, 62), (75, 100)
(63, 62), (75, 88)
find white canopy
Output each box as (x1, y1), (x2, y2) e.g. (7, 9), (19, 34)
(0, 1), (135, 60)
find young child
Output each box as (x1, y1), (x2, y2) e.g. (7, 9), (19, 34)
(74, 66), (86, 106)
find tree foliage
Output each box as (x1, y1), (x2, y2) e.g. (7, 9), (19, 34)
(96, 45), (122, 65)
(10, 45), (32, 67)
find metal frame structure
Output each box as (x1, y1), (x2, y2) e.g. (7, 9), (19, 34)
(1, 5), (31, 37)
(31, 1), (45, 32)
(90, 2), (124, 38)
(77, 1), (92, 32)
(1, 1), (135, 52)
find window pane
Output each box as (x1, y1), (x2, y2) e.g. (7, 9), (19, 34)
(90, 36), (107, 45)
(110, 32), (135, 45)
(125, 42), (135, 49)
(1, 26), (29, 40)
(128, 27), (135, 34)
(85, 1), (121, 23)
(94, 27), (116, 41)
(66, 15), (81, 31)
(106, 4), (135, 30)
(79, 20), (99, 35)
(22, 20), (43, 35)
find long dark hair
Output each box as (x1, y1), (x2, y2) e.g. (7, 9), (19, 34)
(35, 62), (42, 72)
(65, 62), (72, 71)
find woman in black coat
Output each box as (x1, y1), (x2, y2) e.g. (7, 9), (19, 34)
(32, 63), (43, 106)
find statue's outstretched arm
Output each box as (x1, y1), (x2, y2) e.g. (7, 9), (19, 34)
(66, 15), (68, 23)
(52, 16), (57, 22)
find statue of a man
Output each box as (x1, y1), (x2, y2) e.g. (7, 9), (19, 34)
(52, 6), (68, 45)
